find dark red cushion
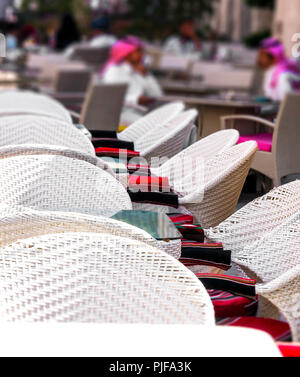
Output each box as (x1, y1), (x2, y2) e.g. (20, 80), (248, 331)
(209, 290), (258, 319)
(95, 147), (140, 158)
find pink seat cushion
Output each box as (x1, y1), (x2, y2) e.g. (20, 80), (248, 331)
(238, 133), (273, 152)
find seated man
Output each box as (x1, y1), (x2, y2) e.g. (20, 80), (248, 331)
(101, 39), (163, 125)
(164, 19), (202, 57)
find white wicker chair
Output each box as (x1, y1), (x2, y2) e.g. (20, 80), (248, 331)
(236, 211), (300, 284)
(135, 142), (257, 228)
(0, 205), (180, 259)
(151, 130), (240, 178)
(0, 144), (114, 176)
(0, 232), (215, 324)
(176, 141), (258, 227)
(0, 205), (154, 248)
(257, 265), (300, 342)
(135, 109), (197, 161)
(0, 115), (95, 155)
(206, 180), (300, 255)
(0, 155), (132, 216)
(232, 212), (300, 342)
(0, 90), (72, 123)
(118, 102), (185, 142)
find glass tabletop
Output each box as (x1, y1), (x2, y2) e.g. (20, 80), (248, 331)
(111, 210), (182, 241)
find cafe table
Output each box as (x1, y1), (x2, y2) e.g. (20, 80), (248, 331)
(160, 79), (216, 96)
(157, 93), (265, 138)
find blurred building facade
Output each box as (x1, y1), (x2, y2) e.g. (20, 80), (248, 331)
(7, 0), (299, 54)
(87, 0), (274, 42)
(274, 0), (300, 57)
(211, 0), (273, 41)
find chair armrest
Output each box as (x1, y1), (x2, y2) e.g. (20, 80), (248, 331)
(69, 110), (81, 120)
(221, 115), (276, 130)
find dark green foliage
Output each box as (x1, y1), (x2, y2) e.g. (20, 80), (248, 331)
(243, 29), (271, 48)
(127, 0), (215, 40)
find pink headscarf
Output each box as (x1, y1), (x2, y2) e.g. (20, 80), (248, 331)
(261, 38), (300, 89)
(101, 40), (138, 74)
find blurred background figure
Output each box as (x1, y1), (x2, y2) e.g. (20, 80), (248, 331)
(90, 16), (116, 48)
(43, 15), (61, 49)
(164, 19), (201, 57)
(101, 38), (163, 124)
(6, 22), (19, 50)
(258, 37), (300, 102)
(55, 13), (81, 51)
(4, 21), (28, 66)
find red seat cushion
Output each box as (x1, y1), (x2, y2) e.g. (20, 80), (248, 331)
(278, 343), (300, 357)
(238, 133), (273, 152)
(209, 290), (258, 319)
(221, 317), (291, 341)
(168, 214), (194, 225)
(95, 147), (140, 158)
